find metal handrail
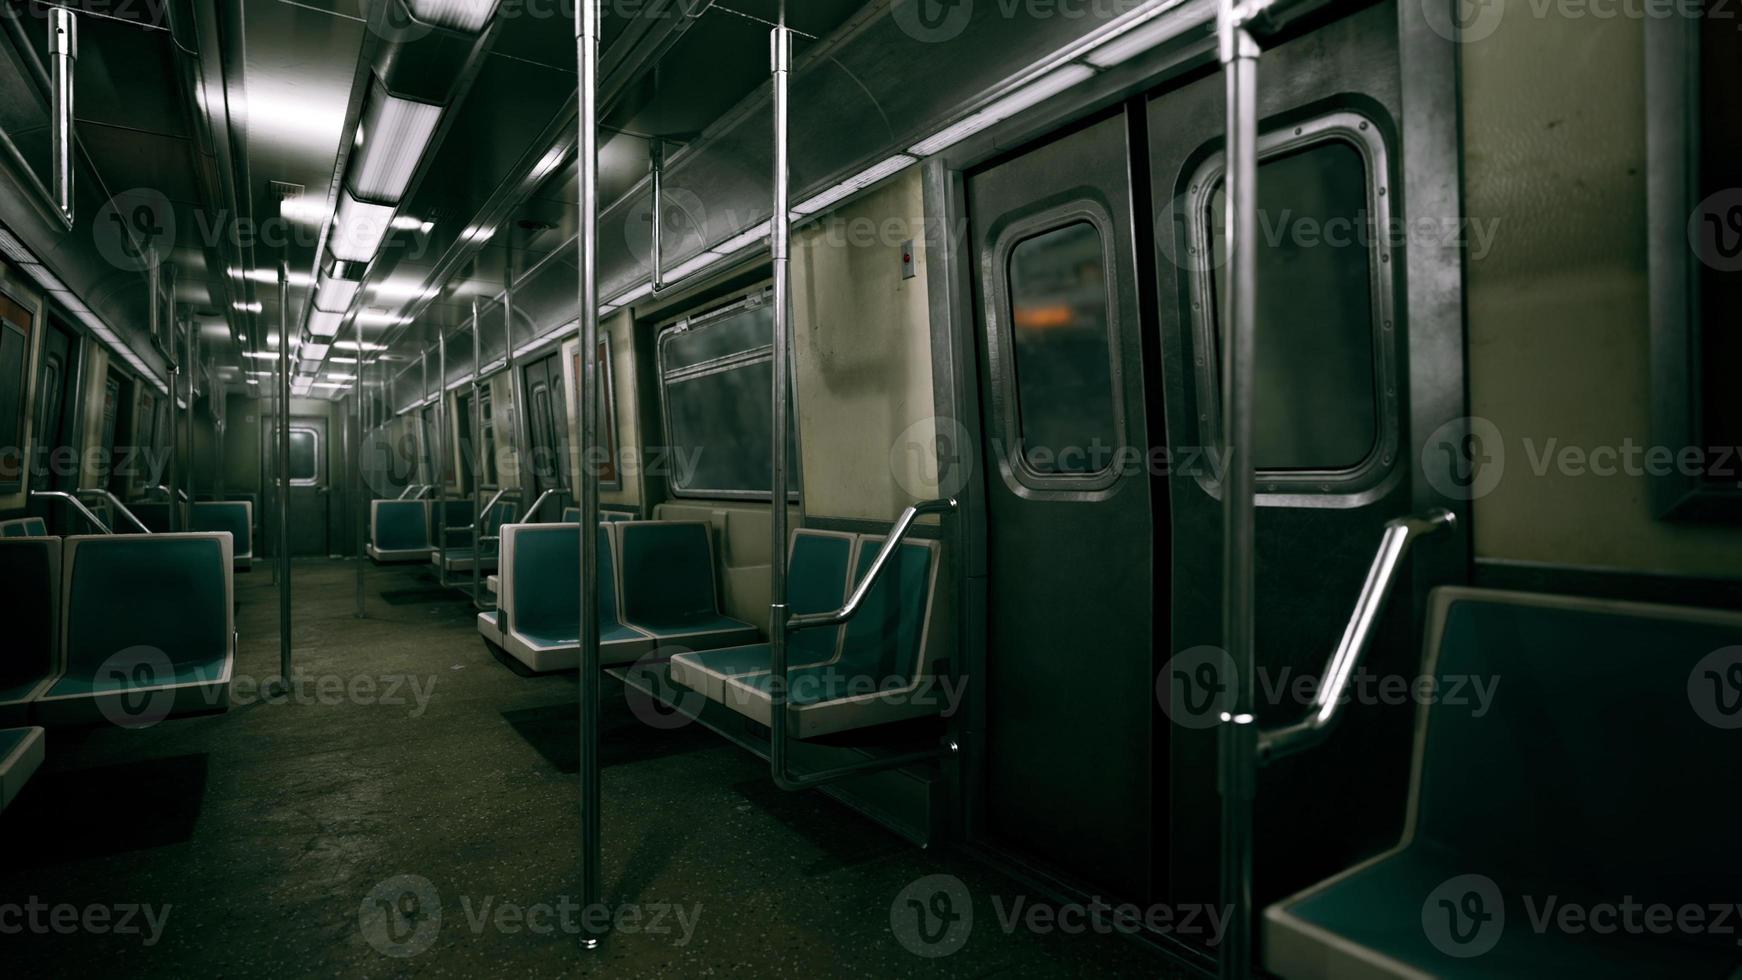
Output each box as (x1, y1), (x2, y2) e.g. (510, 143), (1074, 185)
(441, 487), (519, 534)
(1256, 508), (1456, 764)
(31, 490), (110, 534)
(148, 484), (190, 503)
(526, 487), (567, 523)
(396, 484), (426, 500)
(77, 488), (151, 534)
(787, 498), (958, 631)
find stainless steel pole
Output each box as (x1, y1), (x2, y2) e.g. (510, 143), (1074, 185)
(575, 0), (603, 948)
(471, 298), (484, 607)
(502, 252), (530, 511)
(767, 18), (795, 790)
(436, 326), (449, 579)
(355, 306), (368, 618)
(649, 139), (664, 291)
(1216, 2), (1260, 976)
(277, 264), (293, 691)
(47, 8), (75, 223)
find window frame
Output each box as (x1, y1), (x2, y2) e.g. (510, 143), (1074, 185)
(0, 282), (34, 496)
(1183, 110), (1399, 506)
(985, 201), (1128, 497)
(655, 286), (800, 502)
(287, 425), (321, 487)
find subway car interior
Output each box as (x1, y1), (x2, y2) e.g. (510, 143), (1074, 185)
(0, 0), (1738, 976)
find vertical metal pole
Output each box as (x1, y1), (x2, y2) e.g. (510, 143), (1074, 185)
(184, 315), (197, 515)
(649, 139), (665, 291)
(420, 348), (431, 486)
(355, 306), (368, 617)
(502, 256), (529, 512)
(437, 327), (449, 581)
(575, 0), (603, 947)
(1217, 3), (1260, 978)
(47, 8), (75, 223)
(766, 18), (794, 787)
(277, 264), (293, 691)
(471, 298), (484, 607)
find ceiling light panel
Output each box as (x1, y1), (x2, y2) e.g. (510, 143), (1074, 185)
(352, 83), (443, 202)
(408, 0), (501, 32)
(315, 273), (361, 312)
(308, 310), (345, 338)
(330, 192), (397, 262)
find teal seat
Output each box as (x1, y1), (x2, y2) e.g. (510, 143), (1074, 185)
(1264, 588), (1742, 979)
(33, 533), (234, 726)
(0, 517), (47, 537)
(0, 538), (61, 725)
(191, 500), (253, 570)
(714, 533), (940, 736)
(476, 523), (654, 672)
(434, 500), (517, 574)
(670, 530), (855, 700)
(616, 521), (758, 648)
(368, 500), (432, 561)
(0, 726), (45, 813)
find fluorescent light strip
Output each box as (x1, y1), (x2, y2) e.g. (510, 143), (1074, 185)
(315, 273), (360, 312)
(408, 0), (500, 32)
(663, 251), (719, 283)
(609, 281), (656, 307)
(710, 221), (772, 255)
(1085, 1), (1207, 68)
(336, 340), (390, 352)
(354, 310), (411, 326)
(308, 310), (345, 338)
(793, 154), (916, 216)
(909, 64), (1097, 157)
(330, 191), (396, 262)
(301, 342), (332, 360)
(352, 84), (443, 202)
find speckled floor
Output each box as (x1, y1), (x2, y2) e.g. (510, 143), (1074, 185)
(0, 559), (1192, 977)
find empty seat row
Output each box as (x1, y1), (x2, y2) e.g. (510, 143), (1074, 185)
(190, 501), (253, 571)
(671, 529), (942, 738)
(478, 520), (757, 673)
(1264, 588), (1742, 978)
(433, 499), (519, 575)
(368, 500), (435, 562)
(0, 533), (236, 728)
(0, 516), (46, 537)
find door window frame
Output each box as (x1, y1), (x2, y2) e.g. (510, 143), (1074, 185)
(288, 425), (321, 487)
(1182, 110), (1399, 506)
(983, 200), (1129, 498)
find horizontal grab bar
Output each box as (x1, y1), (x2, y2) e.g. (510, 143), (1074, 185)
(77, 488), (150, 534)
(31, 490), (111, 534)
(786, 498), (956, 632)
(1257, 508), (1457, 764)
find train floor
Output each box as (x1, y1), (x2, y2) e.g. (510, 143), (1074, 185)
(0, 558), (1178, 977)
